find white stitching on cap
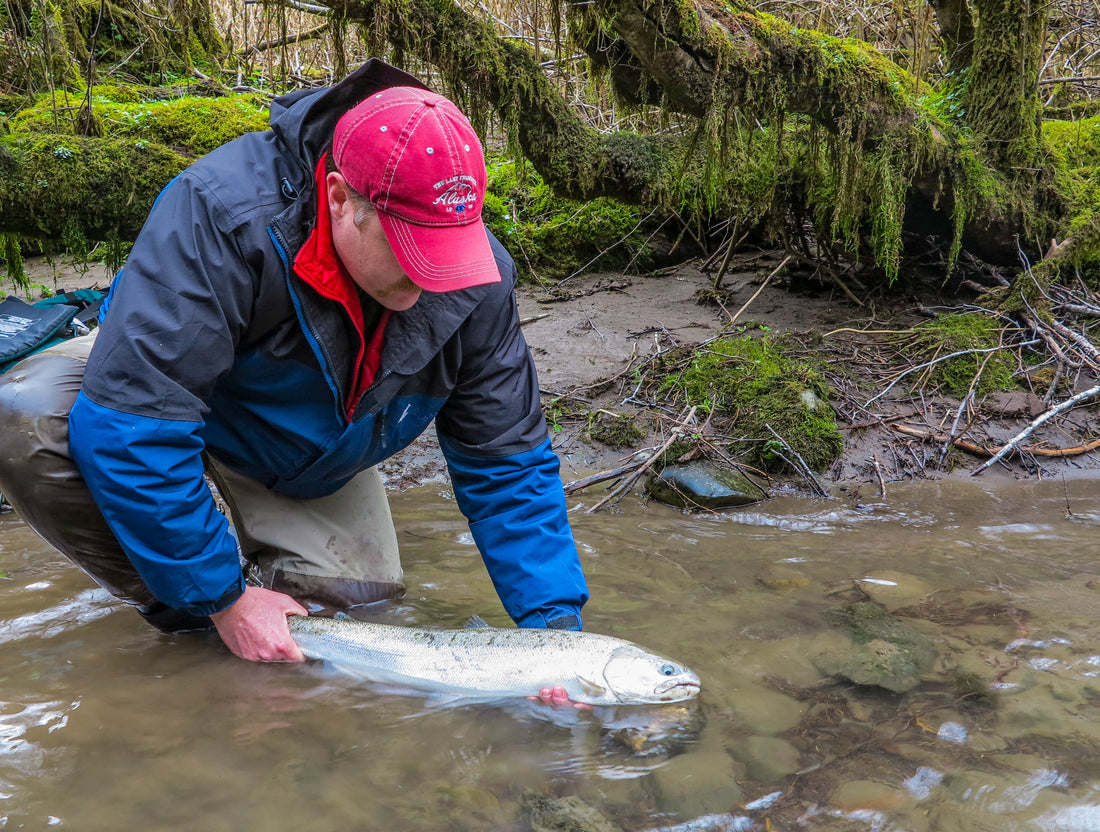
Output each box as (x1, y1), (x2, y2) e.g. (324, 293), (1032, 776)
(388, 219), (495, 279)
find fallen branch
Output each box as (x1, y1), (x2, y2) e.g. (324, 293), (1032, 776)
(890, 421), (1100, 461)
(971, 382), (1100, 474)
(238, 22), (330, 56)
(563, 457), (649, 496)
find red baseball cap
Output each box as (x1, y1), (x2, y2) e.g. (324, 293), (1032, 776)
(332, 87), (501, 293)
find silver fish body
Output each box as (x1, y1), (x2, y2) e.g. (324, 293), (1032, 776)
(287, 615), (701, 705)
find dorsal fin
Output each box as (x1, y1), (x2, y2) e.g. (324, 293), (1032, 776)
(464, 614), (491, 629)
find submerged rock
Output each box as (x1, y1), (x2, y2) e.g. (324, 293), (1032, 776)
(645, 462), (767, 510)
(813, 602), (937, 693)
(522, 791), (623, 832)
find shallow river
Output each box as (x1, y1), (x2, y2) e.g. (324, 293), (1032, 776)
(4, 476), (1100, 831)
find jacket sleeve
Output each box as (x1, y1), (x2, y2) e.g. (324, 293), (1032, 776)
(69, 393), (246, 615)
(435, 249), (589, 629)
(441, 436), (589, 629)
(70, 168), (259, 615)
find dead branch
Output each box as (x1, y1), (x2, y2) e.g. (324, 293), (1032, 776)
(238, 22), (331, 56)
(891, 420), (1100, 461)
(971, 382), (1100, 474)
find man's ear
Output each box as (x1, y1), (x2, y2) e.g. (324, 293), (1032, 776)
(326, 171), (352, 221)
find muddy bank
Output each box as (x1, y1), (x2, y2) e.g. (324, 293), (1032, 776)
(6, 254), (1100, 502)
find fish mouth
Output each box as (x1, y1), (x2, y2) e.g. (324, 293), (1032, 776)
(656, 680), (701, 700)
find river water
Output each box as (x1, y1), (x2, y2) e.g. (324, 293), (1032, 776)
(3, 476), (1100, 831)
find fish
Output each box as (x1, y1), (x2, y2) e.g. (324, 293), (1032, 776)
(287, 614), (701, 705)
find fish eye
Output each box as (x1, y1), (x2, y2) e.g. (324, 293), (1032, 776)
(659, 663), (676, 676)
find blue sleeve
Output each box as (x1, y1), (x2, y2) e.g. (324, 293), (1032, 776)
(69, 391), (246, 616)
(440, 435), (588, 629)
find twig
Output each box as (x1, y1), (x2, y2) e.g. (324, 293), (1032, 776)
(872, 454), (886, 498)
(864, 341), (1040, 406)
(585, 406), (697, 513)
(938, 350), (993, 466)
(727, 256), (791, 326)
(764, 424), (829, 497)
(971, 382), (1100, 475)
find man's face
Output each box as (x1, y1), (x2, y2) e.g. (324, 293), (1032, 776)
(326, 172), (423, 311)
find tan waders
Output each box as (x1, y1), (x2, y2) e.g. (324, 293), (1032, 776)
(0, 332), (404, 632)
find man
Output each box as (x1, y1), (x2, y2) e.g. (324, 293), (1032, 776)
(0, 60), (589, 670)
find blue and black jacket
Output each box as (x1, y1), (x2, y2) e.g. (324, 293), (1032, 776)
(68, 60), (589, 627)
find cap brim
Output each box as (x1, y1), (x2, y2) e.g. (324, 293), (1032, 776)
(377, 212), (501, 293)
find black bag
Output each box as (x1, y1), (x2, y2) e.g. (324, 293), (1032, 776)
(0, 290), (106, 375)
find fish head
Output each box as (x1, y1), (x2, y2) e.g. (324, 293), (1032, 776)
(600, 646), (701, 704)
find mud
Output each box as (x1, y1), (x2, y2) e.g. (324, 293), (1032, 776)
(6, 252), (1099, 498)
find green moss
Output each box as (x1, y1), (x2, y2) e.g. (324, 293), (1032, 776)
(907, 312), (1016, 397)
(587, 413), (645, 449)
(10, 87), (269, 156)
(659, 335), (842, 472)
(1042, 116), (1100, 280)
(484, 156), (656, 280)
(0, 132), (191, 241)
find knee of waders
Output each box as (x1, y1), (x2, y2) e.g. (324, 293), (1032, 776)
(0, 350), (85, 468)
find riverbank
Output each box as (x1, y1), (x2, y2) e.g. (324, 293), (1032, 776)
(6, 252), (1099, 501)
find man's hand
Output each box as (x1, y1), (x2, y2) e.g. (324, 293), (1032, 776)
(529, 685), (592, 710)
(210, 586), (309, 662)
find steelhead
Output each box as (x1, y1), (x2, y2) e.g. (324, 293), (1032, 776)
(287, 615), (701, 705)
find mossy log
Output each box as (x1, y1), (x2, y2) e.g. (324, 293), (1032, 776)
(0, 134), (190, 240)
(326, 0), (1053, 269)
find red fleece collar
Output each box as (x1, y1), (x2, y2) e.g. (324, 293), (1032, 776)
(293, 154), (390, 418)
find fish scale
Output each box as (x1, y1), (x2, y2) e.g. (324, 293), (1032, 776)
(288, 615), (701, 705)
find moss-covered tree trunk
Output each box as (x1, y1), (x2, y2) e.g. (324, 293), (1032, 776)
(0, 134), (191, 240)
(961, 0), (1047, 174)
(327, 0), (1054, 268)
(0, 0), (1071, 278)
(0, 0), (225, 98)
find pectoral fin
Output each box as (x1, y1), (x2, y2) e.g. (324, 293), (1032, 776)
(576, 675), (607, 699)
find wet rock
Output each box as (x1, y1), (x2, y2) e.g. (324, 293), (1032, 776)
(737, 736), (802, 781)
(813, 602), (937, 693)
(645, 462), (767, 510)
(522, 791), (623, 832)
(831, 779), (913, 813)
(643, 750), (745, 819)
(755, 564), (810, 591)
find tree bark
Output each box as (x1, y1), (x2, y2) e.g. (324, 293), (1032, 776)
(924, 0), (976, 76)
(962, 0), (1047, 173)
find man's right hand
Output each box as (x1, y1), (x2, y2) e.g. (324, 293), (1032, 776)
(209, 585), (309, 662)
